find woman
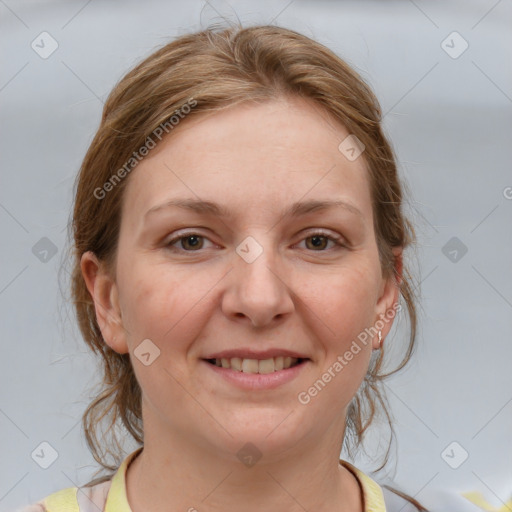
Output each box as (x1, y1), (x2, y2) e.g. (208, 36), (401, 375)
(18, 24), (428, 512)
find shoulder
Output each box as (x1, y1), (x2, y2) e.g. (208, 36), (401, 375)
(340, 459), (427, 512)
(13, 479), (112, 512)
(382, 485), (427, 512)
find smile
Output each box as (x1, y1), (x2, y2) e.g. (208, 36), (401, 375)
(205, 356), (306, 374)
(202, 357), (310, 391)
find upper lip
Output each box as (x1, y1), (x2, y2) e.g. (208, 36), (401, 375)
(203, 349), (310, 360)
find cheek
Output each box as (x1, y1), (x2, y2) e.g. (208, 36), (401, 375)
(310, 262), (378, 386)
(315, 262), (379, 334)
(117, 264), (209, 405)
(121, 273), (171, 338)
(118, 261), (215, 349)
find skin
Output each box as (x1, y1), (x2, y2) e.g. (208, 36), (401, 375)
(81, 95), (402, 512)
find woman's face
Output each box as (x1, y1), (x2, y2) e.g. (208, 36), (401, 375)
(83, 96), (401, 461)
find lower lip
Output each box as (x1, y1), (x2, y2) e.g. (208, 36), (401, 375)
(201, 359), (309, 390)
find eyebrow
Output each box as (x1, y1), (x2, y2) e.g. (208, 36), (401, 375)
(144, 198), (364, 223)
(144, 199), (364, 225)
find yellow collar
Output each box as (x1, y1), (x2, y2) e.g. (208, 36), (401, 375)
(339, 459), (387, 511)
(104, 447), (142, 511)
(105, 448), (386, 512)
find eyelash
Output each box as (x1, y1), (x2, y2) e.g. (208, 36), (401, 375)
(164, 230), (346, 253)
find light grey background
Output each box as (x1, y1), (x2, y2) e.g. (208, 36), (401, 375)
(1, 1), (511, 511)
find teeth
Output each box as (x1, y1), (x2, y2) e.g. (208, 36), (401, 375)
(230, 357), (242, 371)
(257, 358), (274, 374)
(213, 356), (300, 373)
(242, 358), (259, 373)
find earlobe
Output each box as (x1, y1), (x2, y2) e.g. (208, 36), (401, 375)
(80, 251), (129, 354)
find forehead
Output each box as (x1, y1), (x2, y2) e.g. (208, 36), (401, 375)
(120, 97), (373, 229)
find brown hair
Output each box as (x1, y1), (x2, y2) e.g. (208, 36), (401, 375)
(65, 23), (426, 510)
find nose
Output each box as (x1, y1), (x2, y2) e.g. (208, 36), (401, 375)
(221, 240), (295, 328)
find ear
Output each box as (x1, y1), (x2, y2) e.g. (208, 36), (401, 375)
(372, 246), (403, 350)
(80, 251), (129, 354)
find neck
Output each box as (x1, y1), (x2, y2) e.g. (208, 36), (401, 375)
(125, 410), (363, 512)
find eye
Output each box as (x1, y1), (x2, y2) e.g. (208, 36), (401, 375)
(165, 232), (213, 252)
(298, 230), (346, 251)
(164, 230), (346, 253)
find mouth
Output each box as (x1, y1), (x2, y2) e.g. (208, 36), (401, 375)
(203, 356), (309, 374)
(201, 356), (310, 390)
